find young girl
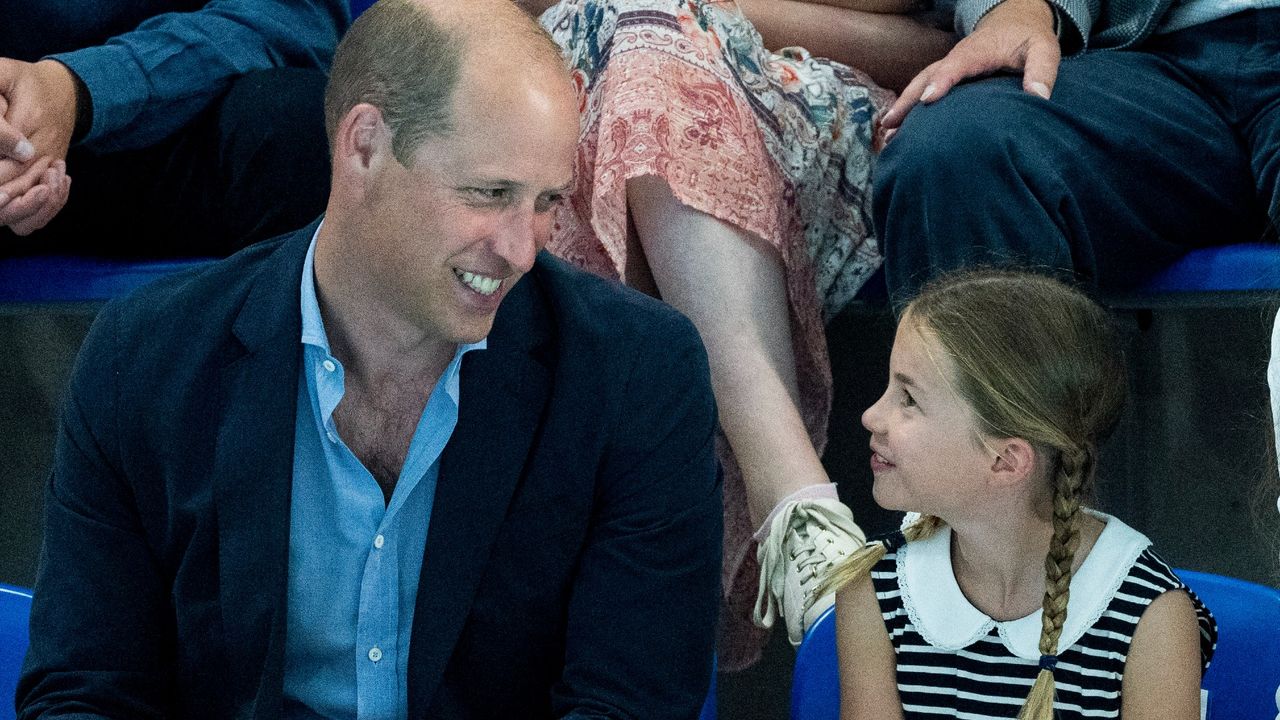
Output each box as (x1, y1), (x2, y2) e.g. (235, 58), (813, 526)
(829, 269), (1217, 719)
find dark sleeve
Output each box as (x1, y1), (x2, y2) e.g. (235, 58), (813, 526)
(16, 302), (176, 720)
(47, 0), (348, 152)
(551, 314), (722, 720)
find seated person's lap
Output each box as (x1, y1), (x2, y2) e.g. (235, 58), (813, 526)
(873, 11), (1278, 300)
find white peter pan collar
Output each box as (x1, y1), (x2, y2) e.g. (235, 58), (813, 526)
(897, 509), (1151, 660)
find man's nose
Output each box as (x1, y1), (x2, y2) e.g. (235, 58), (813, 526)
(493, 205), (543, 274)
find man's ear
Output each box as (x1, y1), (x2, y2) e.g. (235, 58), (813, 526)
(334, 103), (388, 176)
(988, 437), (1038, 488)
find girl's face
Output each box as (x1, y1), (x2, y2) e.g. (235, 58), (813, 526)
(861, 316), (995, 517)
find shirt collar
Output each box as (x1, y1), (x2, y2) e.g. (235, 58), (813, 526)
(898, 509), (1151, 659)
(299, 224), (487, 406)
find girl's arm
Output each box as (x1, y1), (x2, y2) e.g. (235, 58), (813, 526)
(737, 0), (956, 92)
(1120, 590), (1204, 720)
(835, 578), (905, 720)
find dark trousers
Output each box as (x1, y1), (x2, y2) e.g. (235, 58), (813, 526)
(3, 67), (331, 258)
(872, 8), (1280, 304)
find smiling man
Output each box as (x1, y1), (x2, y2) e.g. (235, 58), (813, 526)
(16, 1), (721, 718)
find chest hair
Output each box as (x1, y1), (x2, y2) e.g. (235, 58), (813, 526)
(334, 378), (432, 504)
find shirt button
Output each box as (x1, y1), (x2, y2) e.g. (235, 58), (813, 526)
(368, 647), (382, 662)
(323, 359), (336, 372)
(374, 534), (385, 549)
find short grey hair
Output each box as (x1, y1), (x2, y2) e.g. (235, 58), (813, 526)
(323, 0), (568, 166)
(323, 0), (460, 165)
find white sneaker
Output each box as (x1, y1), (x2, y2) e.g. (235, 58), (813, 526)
(753, 498), (866, 645)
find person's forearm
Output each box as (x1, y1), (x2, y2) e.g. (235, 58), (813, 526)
(50, 0), (347, 152)
(739, 0), (955, 92)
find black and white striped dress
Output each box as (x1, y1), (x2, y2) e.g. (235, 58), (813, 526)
(871, 511), (1216, 719)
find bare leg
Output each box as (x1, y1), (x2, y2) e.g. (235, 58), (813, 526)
(627, 174), (830, 526)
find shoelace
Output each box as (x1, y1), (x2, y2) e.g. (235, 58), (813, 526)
(753, 498), (865, 629)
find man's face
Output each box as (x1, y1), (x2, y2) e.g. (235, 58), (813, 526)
(357, 68), (577, 345)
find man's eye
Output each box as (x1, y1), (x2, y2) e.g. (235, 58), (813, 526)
(535, 193), (564, 213)
(467, 187), (508, 201)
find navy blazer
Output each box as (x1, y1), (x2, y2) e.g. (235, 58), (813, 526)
(18, 221), (722, 720)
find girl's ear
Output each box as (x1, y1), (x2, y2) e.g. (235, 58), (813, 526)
(988, 437), (1038, 487)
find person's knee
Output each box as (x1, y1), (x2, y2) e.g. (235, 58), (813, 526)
(874, 78), (1034, 214)
(872, 79), (1076, 300)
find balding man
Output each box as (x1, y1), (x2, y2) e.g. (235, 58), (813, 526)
(16, 1), (721, 718)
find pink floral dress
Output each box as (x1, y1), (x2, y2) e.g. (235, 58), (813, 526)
(540, 0), (891, 670)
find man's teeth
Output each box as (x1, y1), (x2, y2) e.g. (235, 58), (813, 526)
(456, 270), (501, 296)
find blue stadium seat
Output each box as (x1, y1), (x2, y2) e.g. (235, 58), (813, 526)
(0, 255), (216, 304)
(790, 605), (838, 720)
(790, 571), (1280, 720)
(1107, 243), (1280, 309)
(1178, 569), (1280, 720)
(0, 583), (33, 720)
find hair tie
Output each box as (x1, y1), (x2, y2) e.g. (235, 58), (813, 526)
(1038, 654), (1058, 673)
(880, 530), (907, 553)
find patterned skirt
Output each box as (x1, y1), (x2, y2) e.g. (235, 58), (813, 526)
(541, 0), (890, 670)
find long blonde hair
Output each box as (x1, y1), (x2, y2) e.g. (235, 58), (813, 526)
(826, 269), (1128, 719)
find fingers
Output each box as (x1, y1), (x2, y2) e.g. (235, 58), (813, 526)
(881, 61), (939, 130)
(10, 170), (69, 236)
(1021, 36), (1062, 98)
(0, 155), (52, 208)
(0, 115), (34, 163)
(0, 159), (64, 231)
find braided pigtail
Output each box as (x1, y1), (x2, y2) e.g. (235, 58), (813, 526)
(1018, 446), (1092, 720)
(819, 515), (945, 597)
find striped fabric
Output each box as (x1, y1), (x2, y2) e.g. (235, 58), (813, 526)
(872, 545), (1216, 718)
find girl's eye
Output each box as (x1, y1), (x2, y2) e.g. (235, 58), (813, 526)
(901, 389), (916, 408)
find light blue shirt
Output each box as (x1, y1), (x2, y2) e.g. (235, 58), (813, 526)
(283, 229), (485, 720)
(1158, 0), (1280, 33)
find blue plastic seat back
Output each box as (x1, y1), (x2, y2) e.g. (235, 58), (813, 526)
(0, 584), (33, 720)
(0, 256), (216, 304)
(791, 605), (839, 720)
(1177, 569), (1280, 720)
(1140, 243), (1280, 293)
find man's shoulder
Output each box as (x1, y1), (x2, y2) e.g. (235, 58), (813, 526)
(93, 228), (309, 356)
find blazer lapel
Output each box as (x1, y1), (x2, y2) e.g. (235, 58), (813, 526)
(213, 225), (315, 720)
(407, 274), (553, 717)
